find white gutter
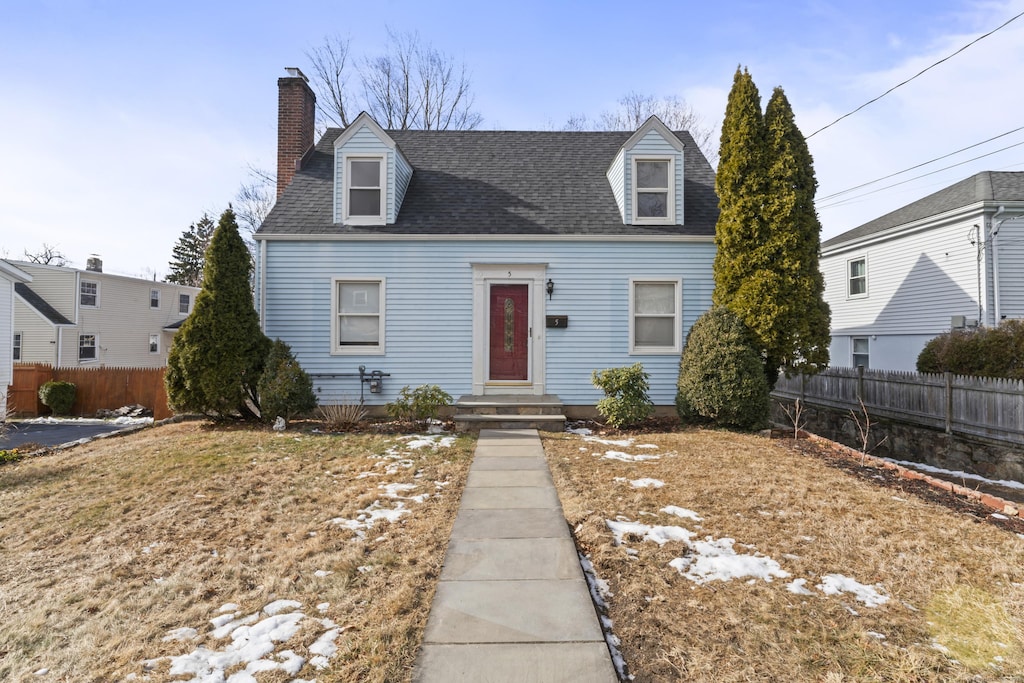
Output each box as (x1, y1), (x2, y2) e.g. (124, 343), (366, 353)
(991, 205), (1004, 326)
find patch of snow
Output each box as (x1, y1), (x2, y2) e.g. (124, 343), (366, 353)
(578, 552), (630, 681)
(329, 500), (411, 537)
(33, 669), (49, 676)
(399, 434), (456, 449)
(313, 570), (332, 578)
(162, 627), (199, 642)
(660, 506), (702, 522)
(263, 599), (302, 616)
(816, 574), (890, 608)
(309, 628), (340, 661)
(316, 603), (330, 612)
(671, 537), (790, 585)
(883, 457), (1024, 491)
(990, 513), (1009, 520)
(866, 631), (887, 640)
(585, 435), (635, 447)
(786, 578), (814, 595)
(606, 520), (694, 547)
(602, 451), (661, 462)
(566, 426), (592, 435)
(628, 478), (664, 489)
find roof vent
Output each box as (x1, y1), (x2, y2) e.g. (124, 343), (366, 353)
(86, 255), (103, 273)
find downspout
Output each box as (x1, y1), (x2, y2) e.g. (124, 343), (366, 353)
(56, 326), (63, 367)
(991, 205), (1004, 326)
(259, 239), (267, 332)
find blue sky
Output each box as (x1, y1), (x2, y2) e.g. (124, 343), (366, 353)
(2, 0), (1023, 277)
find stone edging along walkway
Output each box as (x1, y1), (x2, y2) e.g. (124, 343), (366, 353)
(801, 432), (1022, 519)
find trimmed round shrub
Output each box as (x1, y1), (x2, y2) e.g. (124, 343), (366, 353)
(676, 306), (769, 430)
(39, 380), (76, 416)
(257, 339), (317, 423)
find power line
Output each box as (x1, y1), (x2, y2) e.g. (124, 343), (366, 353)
(807, 10), (1024, 139)
(817, 140), (1024, 210)
(818, 126), (1024, 202)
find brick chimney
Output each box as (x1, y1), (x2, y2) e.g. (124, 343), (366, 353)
(277, 67), (316, 198)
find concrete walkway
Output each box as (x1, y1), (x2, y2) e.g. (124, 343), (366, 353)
(412, 428), (618, 683)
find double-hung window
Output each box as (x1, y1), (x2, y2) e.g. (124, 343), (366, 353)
(852, 337), (869, 368)
(344, 156), (385, 224)
(79, 334), (97, 361)
(848, 257), (867, 297)
(331, 278), (385, 354)
(630, 278), (682, 354)
(632, 157), (674, 224)
(13, 332), (21, 361)
(150, 289), (161, 309)
(179, 294), (191, 314)
(80, 281), (98, 307)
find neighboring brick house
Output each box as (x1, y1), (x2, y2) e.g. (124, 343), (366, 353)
(11, 259), (200, 368)
(254, 69), (719, 423)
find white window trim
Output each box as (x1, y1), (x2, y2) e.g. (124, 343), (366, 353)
(150, 289), (161, 309)
(179, 293), (191, 315)
(79, 333), (99, 363)
(852, 336), (870, 368)
(149, 334), (160, 354)
(342, 153), (387, 226)
(629, 277), (683, 354)
(13, 332), (22, 361)
(847, 256), (868, 299)
(80, 280), (100, 308)
(631, 155), (675, 225)
(330, 276), (386, 355)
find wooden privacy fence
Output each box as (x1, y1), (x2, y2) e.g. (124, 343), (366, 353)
(773, 366), (1024, 445)
(9, 363), (171, 420)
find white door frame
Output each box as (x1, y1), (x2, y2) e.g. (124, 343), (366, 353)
(471, 263), (547, 395)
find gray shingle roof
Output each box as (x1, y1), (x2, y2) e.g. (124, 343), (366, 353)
(14, 282), (73, 325)
(258, 129), (718, 237)
(822, 171), (1024, 249)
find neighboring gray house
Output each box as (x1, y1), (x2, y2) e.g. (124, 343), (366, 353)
(1, 259), (32, 415)
(11, 259), (200, 368)
(821, 171), (1024, 371)
(255, 69), (719, 422)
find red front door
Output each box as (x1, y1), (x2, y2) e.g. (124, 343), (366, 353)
(489, 284), (529, 381)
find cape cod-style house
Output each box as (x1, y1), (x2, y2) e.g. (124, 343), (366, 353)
(255, 69), (719, 427)
(821, 171), (1024, 371)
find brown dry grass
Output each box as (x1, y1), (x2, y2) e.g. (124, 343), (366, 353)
(543, 428), (1024, 682)
(0, 420), (475, 682)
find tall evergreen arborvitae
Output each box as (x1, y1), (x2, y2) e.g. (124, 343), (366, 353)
(711, 68), (830, 388)
(763, 87), (830, 376)
(167, 214), (215, 287)
(165, 208), (270, 420)
(713, 68), (768, 311)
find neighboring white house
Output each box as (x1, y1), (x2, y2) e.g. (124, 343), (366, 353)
(821, 171), (1024, 371)
(1, 259), (32, 415)
(11, 259), (200, 368)
(255, 70), (719, 415)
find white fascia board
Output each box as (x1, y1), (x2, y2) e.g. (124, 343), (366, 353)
(619, 115), (685, 154)
(0, 260), (31, 282)
(254, 232), (715, 243)
(821, 202), (988, 258)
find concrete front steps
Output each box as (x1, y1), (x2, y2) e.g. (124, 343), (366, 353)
(453, 394), (566, 432)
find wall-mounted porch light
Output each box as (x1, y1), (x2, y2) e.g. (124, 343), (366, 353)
(546, 278), (554, 299)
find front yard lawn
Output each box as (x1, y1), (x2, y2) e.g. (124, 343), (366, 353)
(543, 427), (1024, 682)
(0, 421), (475, 682)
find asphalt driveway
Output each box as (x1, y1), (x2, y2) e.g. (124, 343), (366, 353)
(0, 422), (134, 450)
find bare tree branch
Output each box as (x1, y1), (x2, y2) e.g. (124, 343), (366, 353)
(24, 243), (69, 266)
(305, 35), (354, 129)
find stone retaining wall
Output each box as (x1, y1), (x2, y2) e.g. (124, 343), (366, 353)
(771, 397), (1024, 484)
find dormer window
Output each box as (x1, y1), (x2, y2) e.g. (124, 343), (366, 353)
(632, 157), (674, 224)
(344, 155), (386, 225)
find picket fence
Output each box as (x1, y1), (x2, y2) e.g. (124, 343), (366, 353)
(773, 366), (1024, 444)
(9, 363), (171, 421)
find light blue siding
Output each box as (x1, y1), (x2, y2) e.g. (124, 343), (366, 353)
(333, 126), (400, 223)
(624, 129), (685, 225)
(262, 239), (715, 406)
